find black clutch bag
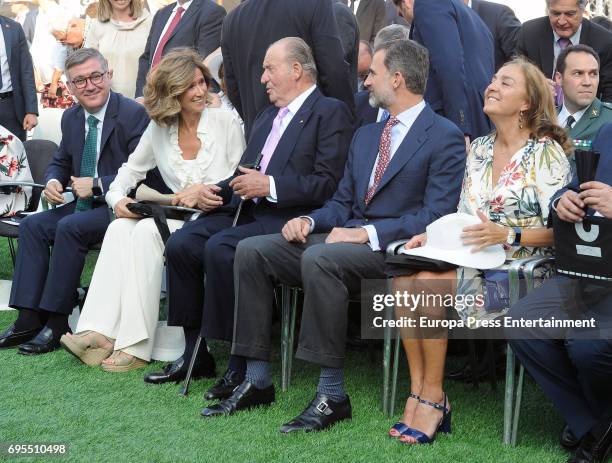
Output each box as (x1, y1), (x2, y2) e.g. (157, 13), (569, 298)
(126, 202), (200, 244)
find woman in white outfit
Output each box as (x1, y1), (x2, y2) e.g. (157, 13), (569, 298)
(60, 49), (245, 372)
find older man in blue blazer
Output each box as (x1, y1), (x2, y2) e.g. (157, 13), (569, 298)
(508, 125), (612, 463)
(0, 48), (149, 355)
(0, 15), (38, 141)
(394, 0), (494, 142)
(143, 38), (354, 395)
(200, 39), (466, 433)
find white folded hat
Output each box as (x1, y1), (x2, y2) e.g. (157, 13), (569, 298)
(401, 212), (506, 269)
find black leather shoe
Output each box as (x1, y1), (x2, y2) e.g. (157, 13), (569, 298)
(200, 381), (275, 417)
(567, 418), (612, 463)
(204, 368), (244, 401)
(561, 424), (580, 451)
(17, 327), (62, 355)
(144, 354), (216, 384)
(0, 324), (39, 349)
(445, 362), (473, 381)
(279, 393), (352, 433)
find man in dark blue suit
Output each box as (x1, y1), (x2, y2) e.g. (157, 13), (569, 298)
(0, 15), (37, 141)
(201, 39), (466, 432)
(468, 0), (521, 71)
(0, 48), (149, 354)
(143, 38), (354, 393)
(508, 124), (612, 463)
(135, 0), (225, 98)
(394, 0), (494, 142)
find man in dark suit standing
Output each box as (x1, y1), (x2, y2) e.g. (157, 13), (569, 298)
(350, 0), (387, 43)
(394, 0), (494, 142)
(221, 0), (355, 138)
(385, 0), (409, 27)
(201, 39), (466, 431)
(517, 0), (612, 103)
(0, 15), (37, 141)
(144, 38), (354, 398)
(508, 126), (612, 463)
(333, 0), (360, 94)
(0, 48), (149, 354)
(467, 0), (521, 70)
(135, 0), (225, 98)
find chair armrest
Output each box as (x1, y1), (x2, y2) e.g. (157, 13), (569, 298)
(523, 256), (555, 291)
(386, 239), (410, 255)
(0, 181), (46, 190)
(507, 256), (556, 304)
(507, 257), (541, 305)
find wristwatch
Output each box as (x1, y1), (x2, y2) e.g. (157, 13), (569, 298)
(506, 227), (521, 246)
(92, 178), (103, 197)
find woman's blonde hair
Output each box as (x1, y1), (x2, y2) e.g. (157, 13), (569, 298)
(97, 0), (144, 22)
(144, 48), (213, 127)
(505, 56), (573, 154)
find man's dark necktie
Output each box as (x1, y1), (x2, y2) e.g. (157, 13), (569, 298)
(75, 115), (98, 212)
(565, 115), (575, 130)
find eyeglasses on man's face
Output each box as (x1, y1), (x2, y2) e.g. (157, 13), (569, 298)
(69, 71), (108, 89)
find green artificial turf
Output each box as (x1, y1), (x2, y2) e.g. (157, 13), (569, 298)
(0, 239), (568, 463)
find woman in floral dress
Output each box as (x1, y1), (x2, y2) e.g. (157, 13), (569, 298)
(387, 58), (573, 445)
(0, 126), (33, 217)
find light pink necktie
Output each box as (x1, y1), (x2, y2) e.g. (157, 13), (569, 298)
(259, 107), (289, 174)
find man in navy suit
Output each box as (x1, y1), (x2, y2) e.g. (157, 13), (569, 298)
(0, 15), (37, 141)
(0, 48), (149, 354)
(468, 0), (521, 71)
(508, 125), (612, 463)
(143, 38), (354, 394)
(135, 0), (225, 98)
(393, 0), (494, 142)
(220, 0), (355, 138)
(200, 38), (466, 432)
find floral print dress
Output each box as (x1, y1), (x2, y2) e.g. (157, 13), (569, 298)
(0, 127), (33, 217)
(455, 134), (572, 322)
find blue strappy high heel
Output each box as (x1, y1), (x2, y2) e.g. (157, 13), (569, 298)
(388, 393), (420, 438)
(400, 394), (452, 445)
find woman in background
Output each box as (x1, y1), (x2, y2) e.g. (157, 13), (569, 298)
(85, 0), (152, 98)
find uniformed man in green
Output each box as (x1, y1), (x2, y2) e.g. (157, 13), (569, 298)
(555, 44), (612, 144)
